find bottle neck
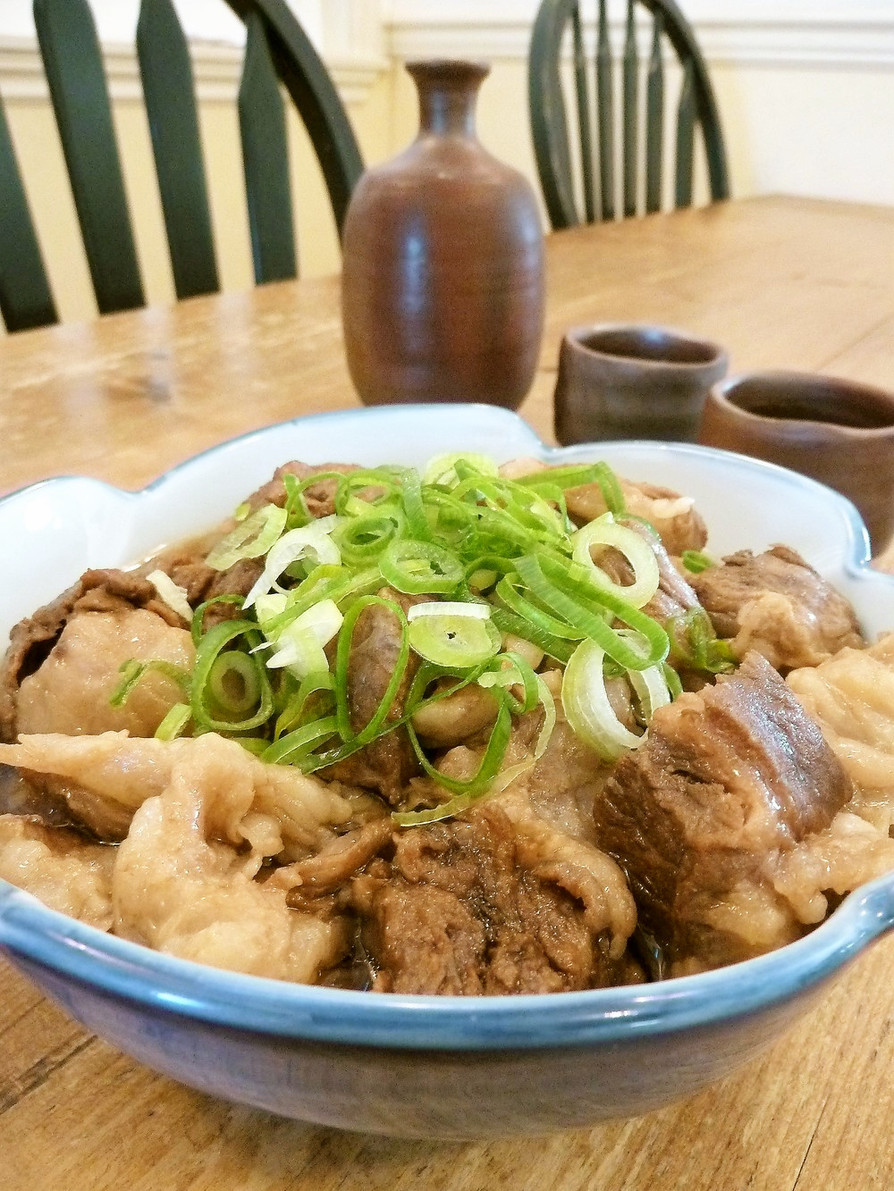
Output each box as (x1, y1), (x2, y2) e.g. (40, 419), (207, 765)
(408, 60), (489, 138)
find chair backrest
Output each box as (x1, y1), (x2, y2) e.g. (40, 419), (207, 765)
(0, 0), (364, 333)
(529, 0), (729, 229)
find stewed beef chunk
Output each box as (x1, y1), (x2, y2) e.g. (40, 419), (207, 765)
(245, 460), (359, 519)
(350, 804), (638, 995)
(321, 589), (422, 803)
(690, 545), (863, 672)
(594, 652), (854, 974)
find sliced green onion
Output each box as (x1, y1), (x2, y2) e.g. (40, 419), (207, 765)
(477, 650), (541, 715)
(243, 516), (341, 608)
(562, 638), (669, 761)
(484, 672), (557, 796)
(281, 473), (311, 529)
(262, 714), (341, 765)
(407, 603), (501, 668)
(333, 512), (402, 564)
(494, 574), (586, 641)
(255, 565), (380, 639)
(667, 608), (737, 674)
(190, 594), (243, 645)
(109, 658), (191, 708)
(513, 555), (668, 670)
(398, 466), (434, 541)
(424, 453), (499, 486)
(571, 513), (660, 609)
(205, 504), (288, 570)
(681, 549), (715, 574)
(488, 606), (576, 664)
(208, 650), (262, 716)
(143, 454), (693, 784)
(273, 669), (335, 739)
(190, 619), (273, 731)
(407, 601), (491, 622)
(626, 658), (673, 722)
(515, 462), (626, 516)
(154, 702), (192, 741)
(333, 596), (410, 745)
(333, 469), (401, 518)
(256, 596), (343, 679)
(379, 539), (463, 595)
(146, 569), (193, 622)
(392, 696), (514, 825)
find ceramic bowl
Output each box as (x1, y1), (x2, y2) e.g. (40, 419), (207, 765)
(1, 404), (893, 1139)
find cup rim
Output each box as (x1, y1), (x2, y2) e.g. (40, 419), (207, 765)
(563, 322), (728, 372)
(710, 370), (894, 438)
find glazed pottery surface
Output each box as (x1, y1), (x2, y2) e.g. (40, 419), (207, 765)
(1, 405), (893, 1138)
(554, 323), (728, 445)
(341, 60), (545, 409)
(699, 371), (894, 553)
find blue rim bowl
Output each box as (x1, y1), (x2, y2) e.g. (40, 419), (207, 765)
(1, 405), (893, 1138)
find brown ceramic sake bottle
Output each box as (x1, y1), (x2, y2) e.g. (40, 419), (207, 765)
(341, 59), (545, 409)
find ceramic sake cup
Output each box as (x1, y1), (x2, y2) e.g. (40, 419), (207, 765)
(553, 323), (728, 445)
(699, 371), (894, 554)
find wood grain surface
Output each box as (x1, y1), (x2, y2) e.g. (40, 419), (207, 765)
(1, 196), (893, 1190)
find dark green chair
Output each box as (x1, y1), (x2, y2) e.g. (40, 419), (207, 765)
(529, 0), (729, 229)
(0, 0), (364, 332)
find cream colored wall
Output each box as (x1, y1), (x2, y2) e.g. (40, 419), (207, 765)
(708, 62), (894, 205)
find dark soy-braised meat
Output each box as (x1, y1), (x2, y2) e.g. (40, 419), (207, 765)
(691, 545), (864, 672)
(246, 461), (359, 519)
(564, 478), (709, 557)
(595, 652), (854, 974)
(350, 804), (637, 995)
(322, 590), (422, 803)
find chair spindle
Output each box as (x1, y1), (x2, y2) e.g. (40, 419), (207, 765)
(675, 56), (696, 208)
(34, 0), (145, 315)
(136, 0), (220, 300)
(596, 0), (615, 221)
(622, 0), (638, 218)
(0, 91), (58, 331)
(572, 5), (596, 224)
(645, 9), (665, 214)
(239, 12), (297, 284)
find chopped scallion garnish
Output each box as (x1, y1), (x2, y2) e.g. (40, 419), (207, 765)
(113, 454), (732, 819)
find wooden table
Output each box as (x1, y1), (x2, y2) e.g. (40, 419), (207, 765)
(1, 196), (893, 1190)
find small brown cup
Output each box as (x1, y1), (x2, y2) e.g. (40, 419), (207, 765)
(553, 323), (728, 446)
(699, 371), (894, 553)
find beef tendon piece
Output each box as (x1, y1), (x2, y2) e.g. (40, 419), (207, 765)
(111, 741), (352, 983)
(595, 652), (855, 975)
(786, 633), (894, 814)
(691, 545), (864, 672)
(770, 633), (894, 925)
(349, 803), (639, 995)
(0, 568), (195, 744)
(0, 731), (374, 854)
(0, 814), (115, 929)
